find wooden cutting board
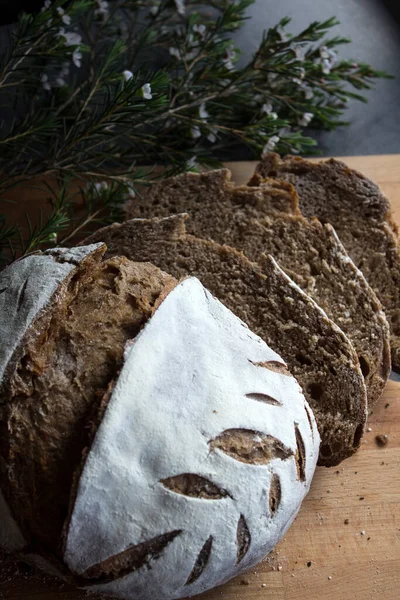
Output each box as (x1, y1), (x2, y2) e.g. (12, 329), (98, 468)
(1, 155), (399, 600)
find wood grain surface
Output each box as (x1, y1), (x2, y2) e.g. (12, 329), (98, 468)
(1, 155), (399, 600)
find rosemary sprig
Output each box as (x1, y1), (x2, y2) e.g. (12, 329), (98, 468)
(0, 0), (393, 265)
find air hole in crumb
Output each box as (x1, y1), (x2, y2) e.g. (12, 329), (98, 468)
(295, 353), (312, 366)
(160, 474), (230, 500)
(353, 424), (364, 449)
(294, 425), (306, 481)
(209, 429), (293, 465)
(103, 264), (121, 276)
(359, 356), (370, 378)
(80, 530), (181, 585)
(269, 473), (281, 516)
(185, 536), (213, 585)
(236, 515), (251, 564)
(245, 392), (281, 406)
(320, 444), (333, 458)
(308, 383), (323, 401)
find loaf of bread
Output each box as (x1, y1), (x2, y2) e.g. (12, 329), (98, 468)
(0, 244), (319, 600)
(251, 153), (400, 371)
(84, 214), (368, 466)
(124, 169), (390, 409)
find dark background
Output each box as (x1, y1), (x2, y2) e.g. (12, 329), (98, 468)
(0, 0), (399, 156)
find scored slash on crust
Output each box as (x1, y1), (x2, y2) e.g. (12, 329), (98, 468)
(160, 474), (231, 500)
(79, 530), (182, 586)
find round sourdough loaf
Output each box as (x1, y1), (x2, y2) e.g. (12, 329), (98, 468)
(0, 245), (319, 600)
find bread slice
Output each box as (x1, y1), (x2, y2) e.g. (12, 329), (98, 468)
(250, 153), (400, 371)
(83, 214), (367, 467)
(0, 248), (177, 555)
(125, 170), (390, 409)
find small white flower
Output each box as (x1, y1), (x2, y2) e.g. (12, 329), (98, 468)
(41, 73), (51, 91)
(293, 45), (305, 61)
(269, 112), (278, 120)
(186, 156), (197, 169)
(298, 112), (313, 127)
(41, 0), (51, 11)
(261, 101), (273, 114)
(59, 29), (82, 46)
(123, 70), (133, 81)
(303, 85), (314, 100)
(175, 0), (185, 16)
(193, 24), (206, 39)
(95, 0), (109, 18)
(262, 135), (280, 155)
(57, 6), (71, 25)
(321, 58), (331, 75)
(191, 126), (201, 139)
(169, 47), (181, 59)
(223, 45), (236, 71)
(141, 83), (152, 100)
(150, 5), (159, 16)
(319, 45), (337, 74)
(199, 103), (209, 120)
(72, 50), (82, 68)
(55, 76), (66, 87)
(207, 129), (217, 144)
(94, 181), (108, 193)
(292, 77), (303, 86)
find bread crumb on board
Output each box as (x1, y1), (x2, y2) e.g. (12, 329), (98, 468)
(375, 434), (389, 446)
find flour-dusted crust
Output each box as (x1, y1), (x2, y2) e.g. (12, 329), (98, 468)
(0, 244), (104, 384)
(65, 277), (319, 600)
(0, 244), (104, 553)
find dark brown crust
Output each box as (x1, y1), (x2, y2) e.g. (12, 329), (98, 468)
(124, 169), (390, 408)
(252, 152), (398, 372)
(82, 215), (368, 467)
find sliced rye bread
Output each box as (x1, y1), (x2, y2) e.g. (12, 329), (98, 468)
(83, 214), (367, 466)
(250, 153), (400, 371)
(124, 170), (390, 409)
(0, 247), (177, 556)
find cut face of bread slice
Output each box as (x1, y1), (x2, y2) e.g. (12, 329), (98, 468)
(83, 215), (367, 467)
(251, 153), (400, 371)
(125, 170), (390, 409)
(0, 247), (177, 556)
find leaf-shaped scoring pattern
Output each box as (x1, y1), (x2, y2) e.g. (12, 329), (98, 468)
(294, 425), (306, 482)
(160, 474), (230, 499)
(209, 429), (293, 465)
(185, 536), (213, 585)
(248, 359), (291, 376)
(236, 514), (251, 564)
(79, 530), (181, 586)
(245, 392), (281, 406)
(269, 473), (281, 516)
